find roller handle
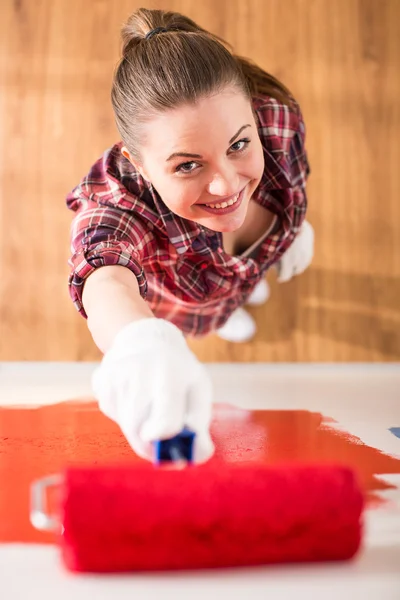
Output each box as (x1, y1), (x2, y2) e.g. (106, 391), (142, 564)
(152, 427), (195, 464)
(30, 474), (62, 532)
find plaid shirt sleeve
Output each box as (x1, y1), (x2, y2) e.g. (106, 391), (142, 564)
(287, 101), (310, 231)
(287, 102), (310, 189)
(287, 102), (310, 250)
(283, 104), (310, 245)
(254, 96), (310, 261)
(67, 198), (148, 318)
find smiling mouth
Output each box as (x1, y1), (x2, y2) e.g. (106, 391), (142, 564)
(199, 187), (246, 214)
(204, 192), (241, 210)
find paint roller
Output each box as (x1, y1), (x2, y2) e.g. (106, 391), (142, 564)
(30, 428), (364, 572)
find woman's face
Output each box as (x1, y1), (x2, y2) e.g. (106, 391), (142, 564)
(122, 86), (265, 233)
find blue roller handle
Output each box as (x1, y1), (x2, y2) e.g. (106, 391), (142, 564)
(153, 427), (195, 464)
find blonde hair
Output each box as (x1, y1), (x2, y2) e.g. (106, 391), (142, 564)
(111, 8), (293, 159)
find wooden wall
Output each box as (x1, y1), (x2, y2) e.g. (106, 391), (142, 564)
(0, 0), (399, 361)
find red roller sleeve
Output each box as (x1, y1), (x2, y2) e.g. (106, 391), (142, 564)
(60, 462), (364, 572)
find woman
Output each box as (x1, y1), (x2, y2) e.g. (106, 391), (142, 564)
(66, 8), (314, 462)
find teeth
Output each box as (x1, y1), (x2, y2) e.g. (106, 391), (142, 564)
(205, 193), (239, 209)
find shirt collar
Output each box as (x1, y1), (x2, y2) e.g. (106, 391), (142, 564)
(254, 108), (292, 192)
(150, 185), (204, 255)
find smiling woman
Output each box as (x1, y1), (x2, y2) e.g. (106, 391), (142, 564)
(65, 7), (313, 463)
(121, 89), (265, 233)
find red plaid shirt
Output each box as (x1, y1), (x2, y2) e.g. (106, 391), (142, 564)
(67, 95), (310, 337)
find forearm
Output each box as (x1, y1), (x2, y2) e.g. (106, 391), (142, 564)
(82, 265), (153, 353)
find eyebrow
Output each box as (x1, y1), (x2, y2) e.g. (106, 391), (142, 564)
(166, 124), (251, 162)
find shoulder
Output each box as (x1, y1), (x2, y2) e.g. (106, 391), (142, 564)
(66, 142), (151, 213)
(252, 94), (306, 153)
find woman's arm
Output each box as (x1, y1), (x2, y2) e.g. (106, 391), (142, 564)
(82, 265), (153, 354)
(83, 264), (214, 464)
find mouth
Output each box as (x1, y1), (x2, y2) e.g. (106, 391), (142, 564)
(198, 186), (246, 216)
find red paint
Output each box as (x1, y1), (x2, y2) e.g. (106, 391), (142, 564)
(211, 406), (400, 504)
(0, 401), (399, 545)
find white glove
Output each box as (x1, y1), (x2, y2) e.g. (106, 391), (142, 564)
(276, 220), (314, 283)
(92, 318), (214, 463)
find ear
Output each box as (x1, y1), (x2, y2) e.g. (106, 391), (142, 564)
(121, 146), (150, 182)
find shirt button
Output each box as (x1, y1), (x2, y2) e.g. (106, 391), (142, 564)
(200, 262), (208, 270)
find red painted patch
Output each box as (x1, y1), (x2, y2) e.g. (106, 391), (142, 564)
(211, 406), (400, 505)
(0, 401), (399, 544)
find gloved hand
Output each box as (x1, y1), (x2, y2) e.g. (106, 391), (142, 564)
(92, 318), (214, 463)
(276, 220), (314, 283)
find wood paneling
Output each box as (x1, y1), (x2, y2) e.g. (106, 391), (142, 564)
(0, 0), (399, 361)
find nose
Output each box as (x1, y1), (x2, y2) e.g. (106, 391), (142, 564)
(206, 163), (240, 197)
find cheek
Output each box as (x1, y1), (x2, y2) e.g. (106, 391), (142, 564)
(237, 146), (264, 183)
(144, 167), (191, 210)
(156, 178), (202, 214)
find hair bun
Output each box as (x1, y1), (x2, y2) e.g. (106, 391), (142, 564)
(121, 23), (143, 57)
(120, 8), (205, 57)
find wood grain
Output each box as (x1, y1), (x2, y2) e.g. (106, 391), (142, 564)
(0, 0), (398, 361)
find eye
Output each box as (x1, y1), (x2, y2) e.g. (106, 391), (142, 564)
(176, 161), (199, 174)
(229, 138), (251, 153)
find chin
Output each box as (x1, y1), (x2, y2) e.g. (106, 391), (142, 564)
(215, 221), (244, 233)
(212, 205), (248, 233)
(204, 217), (246, 233)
